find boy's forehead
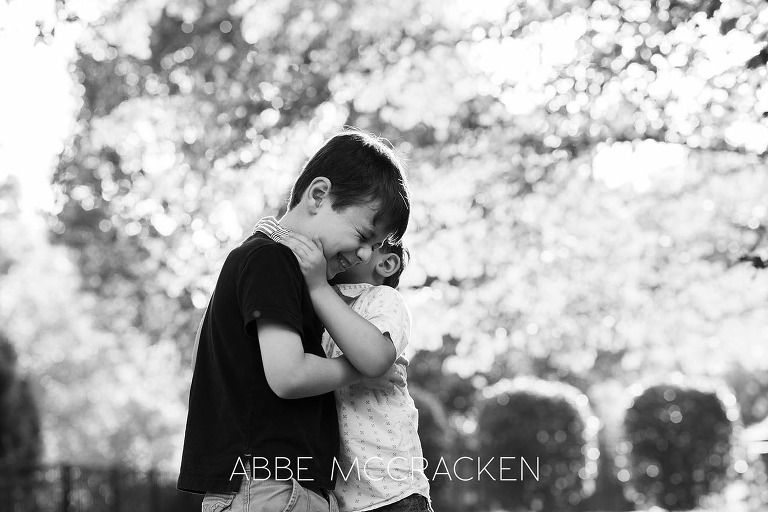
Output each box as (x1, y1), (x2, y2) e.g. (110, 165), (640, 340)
(356, 201), (384, 231)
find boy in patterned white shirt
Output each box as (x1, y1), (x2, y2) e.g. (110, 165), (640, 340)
(278, 233), (432, 512)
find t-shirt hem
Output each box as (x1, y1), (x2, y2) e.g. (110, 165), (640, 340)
(177, 473), (244, 495)
(177, 474), (334, 496)
(244, 307), (304, 338)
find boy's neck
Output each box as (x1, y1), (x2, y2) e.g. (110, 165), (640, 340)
(277, 209), (307, 236)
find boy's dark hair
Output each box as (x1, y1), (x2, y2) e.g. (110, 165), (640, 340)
(288, 130), (410, 242)
(381, 239), (409, 289)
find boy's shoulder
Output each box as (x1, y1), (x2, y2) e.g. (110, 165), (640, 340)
(367, 284), (404, 300)
(353, 284), (409, 314)
(227, 232), (299, 272)
(232, 232), (293, 259)
(357, 285), (412, 350)
(337, 283), (403, 301)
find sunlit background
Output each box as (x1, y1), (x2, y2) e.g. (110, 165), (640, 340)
(1, 0), (768, 510)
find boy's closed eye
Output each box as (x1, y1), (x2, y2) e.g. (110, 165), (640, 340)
(358, 232), (384, 251)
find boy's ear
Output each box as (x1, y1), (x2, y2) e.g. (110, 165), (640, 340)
(375, 253), (401, 279)
(306, 177), (332, 213)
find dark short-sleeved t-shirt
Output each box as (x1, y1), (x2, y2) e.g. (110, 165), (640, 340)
(177, 232), (339, 494)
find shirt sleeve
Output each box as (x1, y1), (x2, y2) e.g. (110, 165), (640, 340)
(238, 243), (305, 339)
(358, 287), (411, 356)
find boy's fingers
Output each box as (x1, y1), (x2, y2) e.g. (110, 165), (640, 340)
(312, 236), (323, 253)
(375, 381), (395, 392)
(278, 235), (312, 256)
(277, 238), (309, 264)
(284, 231), (314, 248)
(277, 237), (299, 254)
(383, 365), (405, 387)
(277, 234), (296, 248)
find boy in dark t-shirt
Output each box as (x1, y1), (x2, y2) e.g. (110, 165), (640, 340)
(178, 131), (411, 512)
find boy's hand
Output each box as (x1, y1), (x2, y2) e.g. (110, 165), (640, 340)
(278, 232), (328, 290)
(359, 356), (408, 391)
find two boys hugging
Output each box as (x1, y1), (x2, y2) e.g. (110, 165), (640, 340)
(178, 131), (432, 512)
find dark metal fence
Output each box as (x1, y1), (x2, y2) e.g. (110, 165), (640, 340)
(0, 465), (203, 512)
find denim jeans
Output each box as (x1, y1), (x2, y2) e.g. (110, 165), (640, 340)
(202, 476), (339, 512)
(368, 494), (432, 512)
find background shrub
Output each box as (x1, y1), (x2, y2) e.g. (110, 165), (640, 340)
(410, 385), (457, 512)
(476, 377), (598, 512)
(622, 380), (737, 510)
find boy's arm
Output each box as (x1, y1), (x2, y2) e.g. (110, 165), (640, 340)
(257, 320), (363, 398)
(228, 243), (401, 397)
(308, 285), (397, 377)
(277, 233), (397, 378)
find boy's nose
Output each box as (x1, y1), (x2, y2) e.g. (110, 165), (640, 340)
(356, 245), (373, 264)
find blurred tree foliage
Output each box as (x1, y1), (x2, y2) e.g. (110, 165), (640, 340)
(725, 362), (768, 426)
(0, 170), (188, 468)
(0, 331), (41, 467)
(6, 0), (766, 466)
(0, 177), (41, 467)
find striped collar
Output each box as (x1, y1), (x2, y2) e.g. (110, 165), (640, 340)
(335, 283), (373, 299)
(252, 216), (292, 243)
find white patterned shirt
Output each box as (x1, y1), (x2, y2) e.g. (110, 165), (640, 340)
(322, 283), (431, 512)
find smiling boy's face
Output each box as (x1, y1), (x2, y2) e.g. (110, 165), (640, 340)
(330, 246), (392, 286)
(310, 198), (388, 279)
